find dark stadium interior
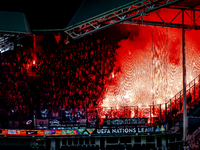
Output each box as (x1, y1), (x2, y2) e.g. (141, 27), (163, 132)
(0, 0), (84, 29)
(0, 0), (200, 150)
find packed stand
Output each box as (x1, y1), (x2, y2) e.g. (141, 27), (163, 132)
(0, 37), (118, 127)
(33, 38), (118, 110)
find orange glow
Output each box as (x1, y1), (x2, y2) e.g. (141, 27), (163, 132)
(98, 25), (200, 110)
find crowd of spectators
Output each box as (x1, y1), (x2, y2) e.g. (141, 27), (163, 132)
(0, 37), (118, 111)
(0, 35), (181, 128)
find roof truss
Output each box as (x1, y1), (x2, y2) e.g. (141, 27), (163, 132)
(123, 7), (200, 30)
(65, 0), (183, 40)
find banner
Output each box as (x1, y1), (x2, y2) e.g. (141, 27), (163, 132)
(49, 119), (61, 127)
(104, 118), (148, 126)
(63, 108), (87, 126)
(76, 129), (85, 135)
(34, 119), (49, 129)
(155, 125), (167, 132)
(44, 130), (56, 135)
(87, 111), (97, 127)
(8, 121), (20, 128)
(94, 125), (167, 134)
(77, 119), (87, 126)
(8, 130), (20, 135)
(0, 126), (165, 136)
(61, 129), (77, 135)
(38, 109), (50, 119)
(95, 127), (154, 134)
(25, 119), (33, 129)
(63, 109), (75, 124)
(26, 131), (38, 135)
(86, 128), (95, 134)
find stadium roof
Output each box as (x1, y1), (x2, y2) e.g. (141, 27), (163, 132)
(0, 0), (200, 37)
(0, 11), (31, 34)
(66, 0), (147, 30)
(64, 0), (184, 39)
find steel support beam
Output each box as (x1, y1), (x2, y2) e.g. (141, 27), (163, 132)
(123, 8), (200, 30)
(65, 0), (183, 39)
(182, 9), (187, 146)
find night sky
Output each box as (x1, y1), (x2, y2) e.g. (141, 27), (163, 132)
(0, 0), (84, 30)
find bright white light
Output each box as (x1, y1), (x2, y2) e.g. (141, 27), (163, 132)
(112, 73), (114, 78)
(0, 47), (10, 53)
(124, 94), (129, 99)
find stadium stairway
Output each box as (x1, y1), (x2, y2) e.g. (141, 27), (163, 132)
(168, 75), (200, 134)
(167, 74), (200, 147)
(169, 122), (180, 134)
(186, 125), (200, 148)
(187, 100), (200, 116)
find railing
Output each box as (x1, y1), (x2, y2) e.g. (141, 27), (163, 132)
(0, 75), (199, 130)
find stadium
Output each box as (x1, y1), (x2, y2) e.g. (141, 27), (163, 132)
(0, 0), (200, 149)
